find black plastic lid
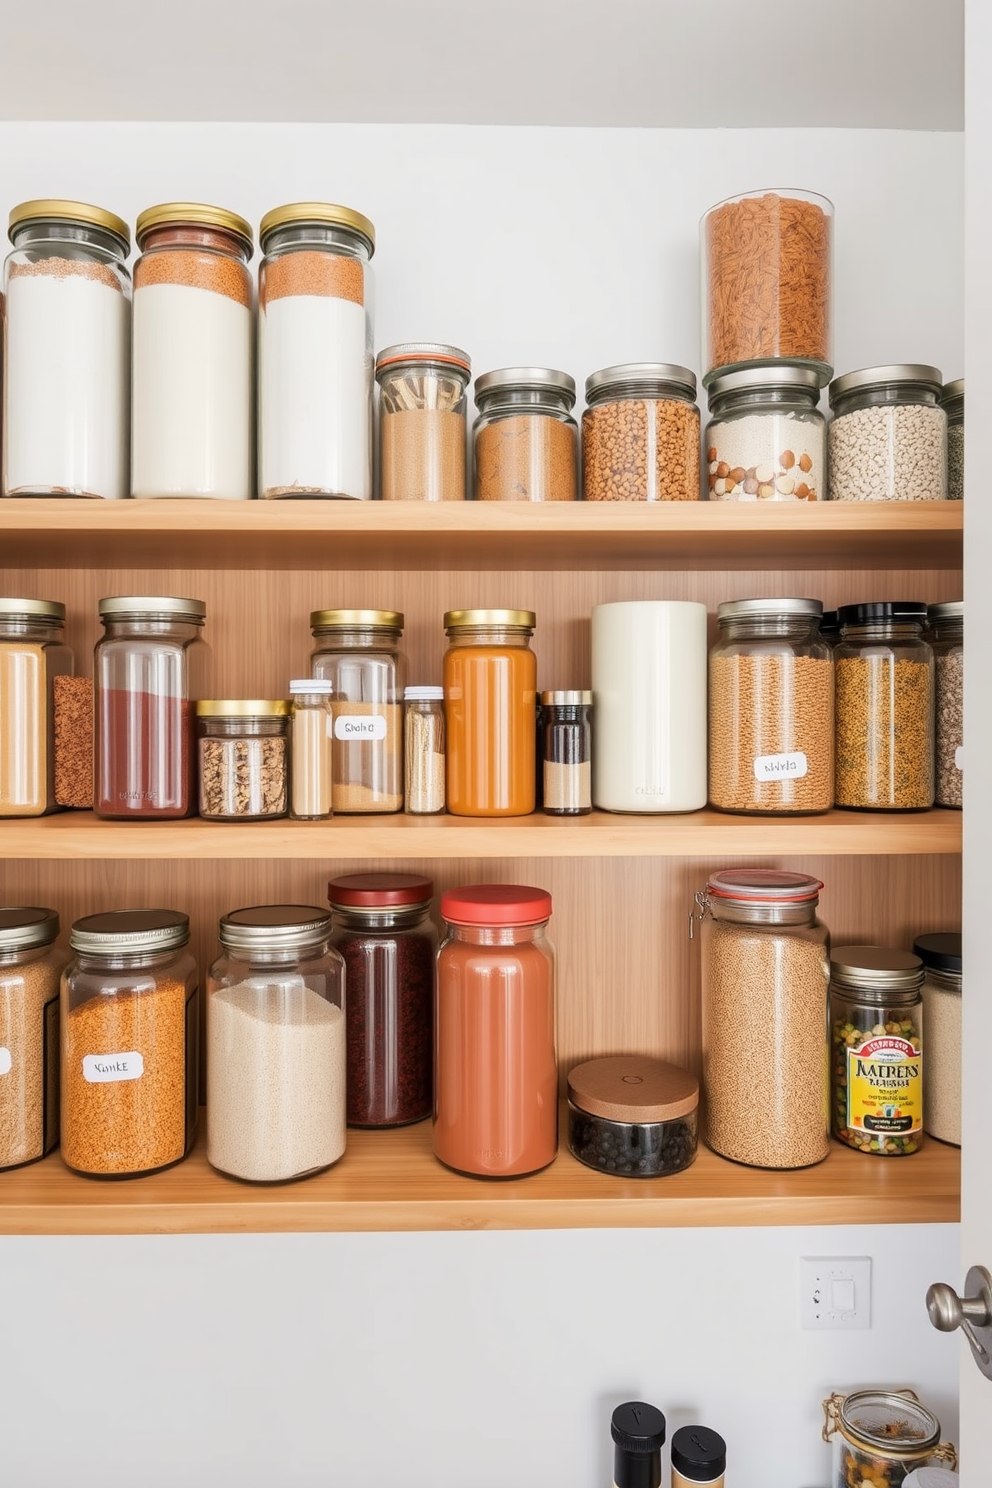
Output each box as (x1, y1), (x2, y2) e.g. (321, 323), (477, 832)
(837, 601), (927, 627)
(819, 609), (839, 635)
(671, 1425), (727, 1479)
(913, 931), (961, 974)
(612, 1402), (665, 1488)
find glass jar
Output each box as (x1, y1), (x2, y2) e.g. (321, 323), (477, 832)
(708, 598), (834, 815)
(0, 598), (73, 817)
(704, 366), (824, 501)
(310, 609), (405, 813)
(0, 908), (63, 1171)
(132, 203), (254, 500)
(95, 596), (208, 820)
(288, 679), (334, 820)
(259, 203), (375, 501)
(671, 1426), (727, 1488)
(583, 363), (699, 502)
(328, 872), (436, 1128)
(612, 1403), (667, 1488)
(929, 601), (963, 808)
(540, 690), (592, 816)
(435, 885), (557, 1177)
(567, 1055), (698, 1177)
(207, 906), (346, 1182)
(443, 608), (537, 817)
(834, 602), (934, 810)
(197, 701), (289, 821)
(404, 686), (446, 814)
(473, 368), (577, 502)
(942, 377), (963, 501)
(3, 199), (130, 500)
(914, 931), (961, 1146)
(828, 365), (947, 502)
(701, 188), (833, 382)
(830, 945), (924, 1156)
(376, 343), (471, 501)
(822, 1390), (956, 1487)
(61, 910), (198, 1178)
(694, 869), (830, 1169)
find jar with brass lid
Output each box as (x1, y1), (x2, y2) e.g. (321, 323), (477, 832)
(473, 368), (577, 501)
(443, 608), (537, 816)
(0, 598), (74, 818)
(830, 945), (924, 1156)
(822, 1389), (956, 1487)
(196, 701), (289, 821)
(376, 343), (471, 501)
(310, 609), (406, 813)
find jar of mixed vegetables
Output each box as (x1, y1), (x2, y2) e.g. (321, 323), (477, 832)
(822, 1389), (956, 1487)
(830, 946), (924, 1156)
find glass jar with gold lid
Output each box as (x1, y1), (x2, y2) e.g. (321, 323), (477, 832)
(196, 701), (290, 821)
(310, 609), (406, 813)
(443, 608), (537, 816)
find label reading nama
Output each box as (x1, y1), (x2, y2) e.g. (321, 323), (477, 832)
(334, 714), (387, 742)
(82, 1052), (144, 1084)
(0, 1047), (11, 1076)
(753, 751), (808, 782)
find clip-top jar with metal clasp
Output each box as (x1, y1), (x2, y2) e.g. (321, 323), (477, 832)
(828, 365), (947, 502)
(377, 343), (471, 501)
(822, 1389), (956, 1487)
(830, 945), (924, 1156)
(444, 608), (538, 817)
(309, 608), (406, 813)
(583, 363), (699, 502)
(705, 365), (824, 501)
(473, 368), (577, 502)
(0, 598), (73, 818)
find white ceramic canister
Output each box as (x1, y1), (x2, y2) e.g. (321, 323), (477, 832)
(591, 600), (708, 812)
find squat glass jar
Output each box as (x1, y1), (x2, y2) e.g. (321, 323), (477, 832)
(310, 609), (405, 813)
(444, 608), (537, 817)
(196, 701), (289, 821)
(0, 598), (73, 818)
(914, 932), (961, 1147)
(582, 363), (699, 502)
(567, 1055), (698, 1177)
(942, 377), (963, 501)
(822, 1390), (956, 1487)
(828, 365), (947, 502)
(0, 907), (63, 1171)
(830, 945), (924, 1156)
(929, 600), (963, 808)
(473, 368), (577, 502)
(377, 343), (471, 501)
(705, 366), (824, 501)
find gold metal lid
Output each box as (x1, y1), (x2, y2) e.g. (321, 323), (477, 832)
(444, 608), (536, 629)
(136, 202), (253, 254)
(8, 199), (130, 252)
(99, 595), (206, 622)
(259, 202), (374, 256)
(196, 700), (290, 717)
(310, 608), (404, 630)
(0, 597), (65, 622)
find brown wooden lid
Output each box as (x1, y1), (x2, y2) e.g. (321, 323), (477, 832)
(567, 1055), (698, 1123)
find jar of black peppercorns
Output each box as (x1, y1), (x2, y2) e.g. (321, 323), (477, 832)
(567, 1055), (698, 1177)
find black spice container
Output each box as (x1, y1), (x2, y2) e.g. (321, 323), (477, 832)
(611, 1402), (666, 1488)
(671, 1424), (727, 1487)
(540, 689), (592, 815)
(568, 1055), (698, 1177)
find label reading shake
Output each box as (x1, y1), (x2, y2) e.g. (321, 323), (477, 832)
(0, 1047), (11, 1076)
(753, 750), (808, 781)
(334, 714), (387, 741)
(846, 1034), (922, 1136)
(82, 1052), (145, 1084)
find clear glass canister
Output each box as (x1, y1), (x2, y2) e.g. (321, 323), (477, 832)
(197, 701), (289, 821)
(705, 365), (824, 501)
(701, 187), (833, 382)
(404, 686), (446, 814)
(3, 199), (130, 500)
(328, 873), (436, 1128)
(929, 600), (962, 808)
(834, 602), (934, 810)
(207, 905), (346, 1182)
(61, 910), (198, 1178)
(828, 365), (947, 502)
(310, 609), (405, 813)
(0, 598), (73, 817)
(259, 202), (375, 500)
(0, 907), (63, 1171)
(830, 945), (924, 1155)
(376, 343), (471, 501)
(942, 377), (963, 501)
(473, 368), (577, 501)
(289, 679), (334, 820)
(696, 869), (830, 1169)
(444, 608), (537, 817)
(822, 1390), (956, 1487)
(132, 203), (254, 500)
(582, 363), (699, 502)
(708, 598), (834, 815)
(95, 596), (209, 819)
(914, 931), (961, 1146)
(435, 885), (557, 1177)
(567, 1055), (698, 1177)
(540, 689), (592, 816)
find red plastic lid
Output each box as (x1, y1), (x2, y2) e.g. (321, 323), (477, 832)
(706, 868), (822, 902)
(328, 872), (434, 907)
(440, 884), (552, 927)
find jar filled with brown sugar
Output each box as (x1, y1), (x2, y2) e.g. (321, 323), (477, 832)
(0, 598), (73, 818)
(583, 363), (700, 501)
(0, 907), (63, 1171)
(376, 343), (470, 501)
(473, 367), (577, 501)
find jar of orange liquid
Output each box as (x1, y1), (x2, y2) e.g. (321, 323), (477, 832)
(443, 608), (537, 816)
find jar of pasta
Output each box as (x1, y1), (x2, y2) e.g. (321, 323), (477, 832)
(830, 945), (924, 1156)
(0, 598), (73, 817)
(583, 363), (699, 502)
(310, 609), (405, 813)
(473, 368), (577, 501)
(443, 608), (537, 816)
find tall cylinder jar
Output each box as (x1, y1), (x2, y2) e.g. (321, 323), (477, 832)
(582, 363), (699, 502)
(473, 368), (577, 502)
(930, 600), (963, 808)
(3, 199), (130, 500)
(377, 343), (470, 501)
(914, 932), (961, 1146)
(132, 203), (254, 499)
(310, 608), (405, 813)
(830, 946), (924, 1156)
(0, 598), (73, 817)
(259, 202), (374, 500)
(828, 365), (946, 502)
(704, 366), (824, 501)
(0, 907), (63, 1171)
(942, 377), (963, 501)
(444, 608), (537, 817)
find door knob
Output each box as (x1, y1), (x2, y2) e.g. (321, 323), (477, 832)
(927, 1265), (992, 1381)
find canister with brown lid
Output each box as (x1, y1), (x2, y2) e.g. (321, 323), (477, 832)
(567, 1054), (698, 1177)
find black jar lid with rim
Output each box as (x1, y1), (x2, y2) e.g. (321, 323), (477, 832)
(837, 601), (927, 627)
(913, 932), (961, 975)
(671, 1425), (727, 1481)
(612, 1402), (666, 1488)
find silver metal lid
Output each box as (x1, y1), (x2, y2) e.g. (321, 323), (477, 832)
(941, 378), (964, 401)
(70, 909), (189, 954)
(0, 597), (65, 622)
(0, 907), (59, 953)
(706, 363), (822, 402)
(474, 367), (576, 402)
(829, 364), (943, 404)
(540, 690), (593, 705)
(928, 600), (963, 622)
(830, 944), (924, 992)
(99, 596), (206, 622)
(706, 869), (821, 904)
(375, 343), (471, 377)
(585, 362), (696, 400)
(218, 905), (333, 954)
(717, 598), (823, 623)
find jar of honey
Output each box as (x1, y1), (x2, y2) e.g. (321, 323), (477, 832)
(443, 608), (537, 816)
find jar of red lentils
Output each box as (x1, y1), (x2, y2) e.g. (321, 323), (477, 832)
(583, 363), (700, 501)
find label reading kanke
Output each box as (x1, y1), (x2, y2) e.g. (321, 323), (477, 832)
(334, 714), (387, 741)
(82, 1052), (144, 1084)
(0, 1047), (11, 1076)
(753, 750), (808, 781)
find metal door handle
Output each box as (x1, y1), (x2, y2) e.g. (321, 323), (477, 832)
(927, 1265), (992, 1381)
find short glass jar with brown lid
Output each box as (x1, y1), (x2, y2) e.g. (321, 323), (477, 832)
(376, 343), (471, 501)
(310, 608), (406, 813)
(830, 945), (924, 1156)
(583, 363), (699, 502)
(473, 368), (577, 501)
(196, 701), (289, 821)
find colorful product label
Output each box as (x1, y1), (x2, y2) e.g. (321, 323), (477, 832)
(846, 1034), (922, 1136)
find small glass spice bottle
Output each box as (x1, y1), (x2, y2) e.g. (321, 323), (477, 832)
(197, 701), (289, 821)
(540, 690), (592, 816)
(376, 344), (471, 501)
(0, 907), (64, 1171)
(942, 377), (963, 501)
(830, 945), (924, 1156)
(473, 368), (577, 501)
(289, 679), (334, 820)
(404, 686), (445, 814)
(914, 931), (961, 1147)
(583, 363), (699, 502)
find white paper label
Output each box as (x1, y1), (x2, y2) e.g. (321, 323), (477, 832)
(82, 1052), (144, 1084)
(955, 746), (964, 772)
(0, 1047), (11, 1076)
(334, 714), (387, 741)
(753, 750), (808, 781)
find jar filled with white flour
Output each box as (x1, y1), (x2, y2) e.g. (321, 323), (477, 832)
(258, 202), (374, 499)
(3, 199), (130, 499)
(132, 203), (254, 500)
(704, 365), (824, 501)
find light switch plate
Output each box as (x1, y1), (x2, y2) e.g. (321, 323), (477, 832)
(800, 1256), (872, 1329)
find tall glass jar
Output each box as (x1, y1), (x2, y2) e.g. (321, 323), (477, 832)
(0, 907), (63, 1171)
(704, 366), (824, 501)
(583, 363), (699, 502)
(828, 365), (947, 502)
(695, 869), (830, 1169)
(708, 598), (834, 815)
(259, 203), (374, 500)
(310, 609), (405, 813)
(196, 701), (289, 821)
(328, 873), (436, 1128)
(834, 602), (934, 810)
(207, 906), (346, 1182)
(95, 596), (208, 820)
(435, 885), (557, 1177)
(0, 599), (73, 817)
(444, 608), (537, 817)
(830, 945), (924, 1156)
(929, 600), (963, 808)
(914, 932), (961, 1146)
(942, 377), (963, 501)
(376, 343), (471, 501)
(132, 203), (254, 500)
(822, 1390), (956, 1487)
(61, 910), (198, 1178)
(473, 368), (577, 502)
(3, 199), (130, 500)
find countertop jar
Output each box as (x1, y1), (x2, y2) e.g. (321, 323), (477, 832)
(822, 1390), (956, 1487)
(207, 906), (346, 1182)
(540, 690), (592, 816)
(132, 202), (254, 500)
(259, 202), (375, 501)
(705, 365), (824, 501)
(695, 869), (830, 1169)
(830, 945), (924, 1156)
(404, 686), (446, 814)
(196, 700), (289, 821)
(376, 343), (471, 501)
(444, 608), (537, 817)
(0, 907), (63, 1171)
(3, 199), (130, 500)
(914, 931), (961, 1146)
(582, 363), (699, 502)
(929, 600), (962, 808)
(328, 872), (436, 1128)
(0, 598), (73, 817)
(473, 368), (577, 501)
(708, 598), (834, 815)
(828, 365), (947, 502)
(942, 377), (963, 501)
(310, 608), (405, 813)
(61, 910), (198, 1178)
(567, 1055), (698, 1177)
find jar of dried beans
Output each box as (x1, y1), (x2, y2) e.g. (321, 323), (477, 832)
(834, 602), (934, 811)
(828, 365), (947, 502)
(0, 907), (63, 1171)
(582, 363), (699, 502)
(942, 377), (963, 501)
(61, 910), (198, 1178)
(830, 945), (924, 1156)
(132, 203), (253, 500)
(309, 608), (406, 813)
(929, 600), (962, 808)
(694, 869), (830, 1170)
(473, 368), (577, 501)
(3, 199), (130, 500)
(444, 608), (537, 817)
(197, 700), (289, 821)
(822, 1389), (956, 1487)
(914, 931), (961, 1147)
(259, 202), (375, 500)
(328, 872), (436, 1128)
(708, 598), (834, 815)
(376, 343), (471, 501)
(704, 365), (824, 501)
(0, 598), (73, 817)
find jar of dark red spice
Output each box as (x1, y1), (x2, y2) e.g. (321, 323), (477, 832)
(327, 872), (436, 1127)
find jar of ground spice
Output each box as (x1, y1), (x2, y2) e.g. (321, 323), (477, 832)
(704, 365), (824, 501)
(444, 608), (537, 817)
(328, 872), (436, 1127)
(830, 946), (924, 1157)
(828, 365), (947, 502)
(197, 700), (289, 821)
(540, 690), (592, 816)
(0, 907), (63, 1172)
(567, 1055), (698, 1177)
(942, 377), (963, 501)
(582, 363), (700, 502)
(376, 343), (471, 501)
(310, 608), (405, 813)
(929, 601), (962, 808)
(473, 367), (577, 501)
(0, 598), (73, 817)
(61, 910), (198, 1178)
(914, 931), (961, 1147)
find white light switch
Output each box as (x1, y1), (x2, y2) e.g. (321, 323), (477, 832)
(801, 1256), (872, 1329)
(831, 1277), (856, 1313)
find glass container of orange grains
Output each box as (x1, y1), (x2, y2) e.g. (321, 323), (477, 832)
(443, 608), (537, 817)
